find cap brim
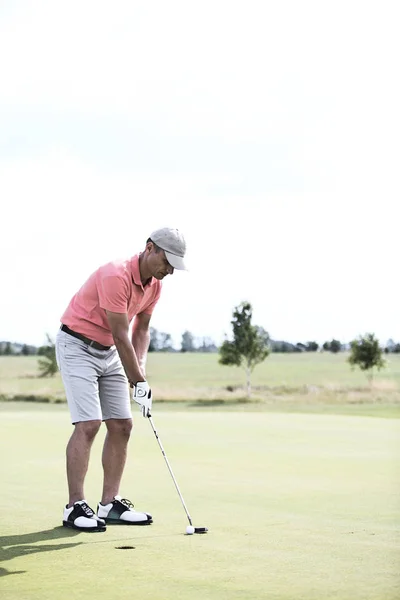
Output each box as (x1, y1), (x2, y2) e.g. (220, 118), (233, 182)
(164, 251), (187, 271)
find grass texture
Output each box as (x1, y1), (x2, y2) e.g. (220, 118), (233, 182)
(0, 407), (399, 600)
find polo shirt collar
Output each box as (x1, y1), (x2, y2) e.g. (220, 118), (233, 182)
(131, 254), (156, 288)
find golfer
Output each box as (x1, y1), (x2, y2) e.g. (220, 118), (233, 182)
(55, 228), (187, 532)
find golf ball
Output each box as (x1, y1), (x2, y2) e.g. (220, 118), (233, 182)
(186, 525), (195, 535)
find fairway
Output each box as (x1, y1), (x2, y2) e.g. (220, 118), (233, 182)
(1, 406), (399, 600)
(1, 353), (400, 419)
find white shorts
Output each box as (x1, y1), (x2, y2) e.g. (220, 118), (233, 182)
(55, 329), (132, 424)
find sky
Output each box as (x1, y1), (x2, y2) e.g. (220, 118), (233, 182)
(0, 0), (398, 349)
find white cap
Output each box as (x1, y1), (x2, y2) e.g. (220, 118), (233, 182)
(150, 228), (187, 270)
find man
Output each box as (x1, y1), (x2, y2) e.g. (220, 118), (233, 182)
(55, 228), (187, 532)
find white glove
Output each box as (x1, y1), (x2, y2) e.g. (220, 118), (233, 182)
(132, 381), (152, 417)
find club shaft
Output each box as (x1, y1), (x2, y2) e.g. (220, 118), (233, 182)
(148, 415), (193, 526)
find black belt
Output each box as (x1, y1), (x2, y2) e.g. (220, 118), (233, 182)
(61, 324), (112, 351)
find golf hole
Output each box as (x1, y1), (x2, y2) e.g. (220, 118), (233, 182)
(115, 546), (135, 550)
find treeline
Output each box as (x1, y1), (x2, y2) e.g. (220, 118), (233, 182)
(383, 339), (400, 353)
(271, 339), (343, 353)
(1, 335), (400, 356)
(149, 333), (400, 354)
(148, 329), (218, 353)
(0, 341), (50, 356)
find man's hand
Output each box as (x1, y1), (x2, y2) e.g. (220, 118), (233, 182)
(132, 381), (152, 417)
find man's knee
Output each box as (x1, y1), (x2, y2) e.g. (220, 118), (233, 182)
(106, 418), (133, 439)
(75, 420), (102, 441)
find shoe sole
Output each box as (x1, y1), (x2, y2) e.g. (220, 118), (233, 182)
(103, 518), (153, 526)
(63, 520), (106, 532)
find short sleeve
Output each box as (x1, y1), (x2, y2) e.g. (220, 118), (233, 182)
(141, 285), (162, 315)
(97, 274), (129, 314)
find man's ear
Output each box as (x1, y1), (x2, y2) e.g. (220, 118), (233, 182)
(145, 240), (154, 254)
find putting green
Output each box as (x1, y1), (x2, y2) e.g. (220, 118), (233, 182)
(0, 407), (399, 600)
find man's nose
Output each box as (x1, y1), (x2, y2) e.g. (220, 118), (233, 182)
(168, 264), (174, 275)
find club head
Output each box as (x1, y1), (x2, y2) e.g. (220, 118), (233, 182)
(194, 527), (208, 534)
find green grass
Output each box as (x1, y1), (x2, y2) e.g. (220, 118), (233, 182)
(1, 353), (400, 418)
(1, 406), (399, 599)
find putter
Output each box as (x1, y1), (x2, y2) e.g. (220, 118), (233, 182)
(148, 414), (208, 534)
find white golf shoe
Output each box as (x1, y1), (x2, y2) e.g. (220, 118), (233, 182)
(97, 495), (153, 525)
(63, 500), (106, 532)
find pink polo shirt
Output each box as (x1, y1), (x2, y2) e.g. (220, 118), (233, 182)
(61, 254), (162, 346)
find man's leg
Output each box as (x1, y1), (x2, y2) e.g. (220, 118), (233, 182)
(98, 417), (152, 524)
(67, 420), (102, 506)
(101, 418), (132, 505)
(96, 350), (152, 524)
(56, 330), (107, 530)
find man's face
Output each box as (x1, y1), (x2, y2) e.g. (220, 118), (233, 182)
(147, 244), (174, 279)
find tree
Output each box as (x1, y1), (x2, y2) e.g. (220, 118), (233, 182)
(21, 344), (30, 356)
(270, 340), (297, 353)
(348, 333), (385, 383)
(330, 339), (342, 353)
(384, 339), (400, 354)
(149, 328), (160, 352)
(38, 334), (58, 377)
(385, 339), (396, 353)
(322, 339), (341, 353)
(159, 332), (174, 352)
(306, 341), (319, 352)
(219, 302), (270, 398)
(149, 329), (174, 352)
(295, 343), (307, 352)
(198, 337), (217, 353)
(4, 342), (13, 355)
(181, 330), (195, 352)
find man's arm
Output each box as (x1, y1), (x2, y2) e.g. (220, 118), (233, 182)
(131, 312), (151, 377)
(105, 310), (145, 386)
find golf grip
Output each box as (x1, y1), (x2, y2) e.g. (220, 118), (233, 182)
(148, 415), (193, 526)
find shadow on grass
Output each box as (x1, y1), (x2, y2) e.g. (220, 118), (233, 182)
(0, 395), (65, 403)
(189, 398), (252, 407)
(0, 394), (50, 403)
(0, 526), (82, 577)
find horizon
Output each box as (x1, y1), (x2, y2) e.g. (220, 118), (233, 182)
(0, 332), (395, 352)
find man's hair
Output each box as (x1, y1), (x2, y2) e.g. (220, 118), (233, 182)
(146, 238), (162, 253)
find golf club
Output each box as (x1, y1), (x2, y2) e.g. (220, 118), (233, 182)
(147, 414), (208, 534)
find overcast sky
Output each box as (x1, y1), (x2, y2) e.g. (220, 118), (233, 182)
(0, 0), (398, 348)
